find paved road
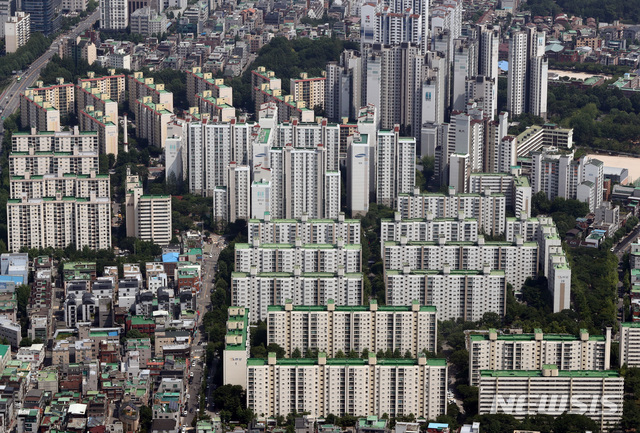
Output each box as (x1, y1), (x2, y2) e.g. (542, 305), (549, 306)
(0, 9), (100, 137)
(182, 240), (223, 428)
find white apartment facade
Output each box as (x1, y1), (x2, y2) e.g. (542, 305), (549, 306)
(383, 236), (538, 291)
(248, 213), (361, 245)
(231, 269), (363, 321)
(380, 213), (479, 243)
(267, 300), (437, 357)
(619, 322), (640, 368)
(10, 172), (109, 200)
(235, 239), (361, 274)
(531, 149), (604, 212)
(247, 354), (447, 419)
(347, 136), (370, 216)
(125, 170), (172, 246)
(7, 130), (111, 252)
(268, 145), (340, 219)
(396, 188), (507, 236)
(478, 366), (622, 430)
(187, 119), (256, 196)
(4, 12), (30, 53)
(7, 192), (111, 252)
(468, 328), (612, 386)
(385, 267), (506, 321)
(376, 127), (416, 208)
(137, 195), (172, 246)
(100, 0), (129, 29)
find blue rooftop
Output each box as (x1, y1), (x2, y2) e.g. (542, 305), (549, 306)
(162, 253), (179, 263)
(0, 275), (24, 285)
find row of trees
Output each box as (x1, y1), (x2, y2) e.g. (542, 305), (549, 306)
(0, 33), (51, 89)
(524, 0), (640, 22)
(548, 84), (640, 154)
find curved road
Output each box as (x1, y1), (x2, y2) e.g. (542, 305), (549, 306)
(0, 9), (100, 137)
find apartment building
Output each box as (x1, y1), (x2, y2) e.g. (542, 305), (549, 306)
(268, 145), (340, 219)
(275, 118), (341, 171)
(19, 94), (60, 132)
(385, 267), (506, 321)
(4, 12), (30, 53)
(361, 43), (424, 134)
(7, 129), (111, 252)
(128, 72), (174, 112)
(10, 171), (109, 200)
(247, 354), (447, 419)
(100, 0), (129, 29)
(506, 215), (572, 311)
(468, 328), (612, 386)
(196, 91), (235, 121)
(9, 142), (99, 177)
(21, 79), (76, 117)
(222, 307), (250, 388)
(507, 27), (548, 119)
(187, 119), (256, 196)
(125, 170), (172, 246)
(76, 83), (118, 123)
(186, 67), (233, 107)
(252, 67), (314, 123)
(478, 366), (622, 430)
(380, 212), (479, 243)
(78, 106), (118, 156)
(376, 126), (416, 208)
(516, 123), (573, 156)
(77, 70), (126, 104)
(468, 173), (532, 218)
(231, 269), (363, 321)
(347, 135), (370, 216)
(290, 72), (326, 111)
(218, 162), (250, 223)
(8, 192), (111, 251)
(267, 300), (437, 357)
(130, 6), (168, 36)
(324, 50), (362, 122)
(9, 129), (99, 175)
(383, 236), (538, 291)
(619, 322), (640, 367)
(236, 239), (361, 274)
(135, 97), (172, 148)
(247, 213), (361, 245)
(397, 188), (507, 236)
(531, 148), (604, 212)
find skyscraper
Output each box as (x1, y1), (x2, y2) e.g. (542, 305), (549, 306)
(507, 30), (527, 118)
(20, 0), (60, 35)
(507, 26), (548, 119)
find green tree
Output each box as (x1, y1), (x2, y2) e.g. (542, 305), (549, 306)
(291, 348), (302, 359)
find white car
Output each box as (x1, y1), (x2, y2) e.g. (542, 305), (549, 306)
(183, 410), (188, 416)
